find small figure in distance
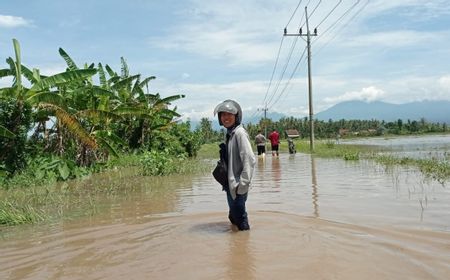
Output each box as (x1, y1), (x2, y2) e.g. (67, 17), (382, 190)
(268, 129), (280, 156)
(255, 129), (266, 157)
(287, 137), (296, 154)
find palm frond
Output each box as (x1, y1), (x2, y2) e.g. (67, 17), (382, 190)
(95, 130), (128, 147)
(0, 68), (12, 78)
(159, 108), (181, 118)
(105, 64), (117, 78)
(77, 109), (122, 122)
(27, 91), (67, 109)
(58, 48), (79, 70)
(95, 137), (119, 158)
(30, 69), (97, 92)
(20, 64), (37, 84)
(12, 39), (22, 92)
(39, 103), (97, 149)
(120, 57), (129, 78)
(113, 106), (149, 117)
(97, 63), (108, 88)
(111, 75), (140, 91)
(155, 94), (185, 106)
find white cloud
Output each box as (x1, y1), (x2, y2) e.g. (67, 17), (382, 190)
(438, 75), (450, 90)
(324, 86), (386, 103)
(151, 78), (268, 121)
(181, 73), (190, 79)
(0, 15), (31, 28)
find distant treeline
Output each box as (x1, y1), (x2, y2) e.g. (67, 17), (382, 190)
(196, 117), (449, 143)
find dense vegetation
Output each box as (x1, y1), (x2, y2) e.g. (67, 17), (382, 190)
(1, 39), (203, 185)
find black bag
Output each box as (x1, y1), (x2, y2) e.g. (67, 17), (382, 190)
(212, 159), (228, 188)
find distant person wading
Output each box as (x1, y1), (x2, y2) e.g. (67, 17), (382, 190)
(255, 130), (266, 156)
(268, 129), (280, 156)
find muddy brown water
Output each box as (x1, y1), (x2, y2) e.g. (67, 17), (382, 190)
(1, 138), (450, 279)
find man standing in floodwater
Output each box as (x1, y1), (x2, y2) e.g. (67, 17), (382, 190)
(255, 130), (266, 156)
(214, 100), (256, 231)
(268, 129), (280, 156)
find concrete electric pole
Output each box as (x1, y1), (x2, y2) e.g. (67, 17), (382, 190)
(284, 6), (317, 151)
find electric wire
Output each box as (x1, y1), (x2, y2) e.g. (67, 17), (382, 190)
(314, 0), (369, 55)
(314, 0), (361, 41)
(285, 0), (303, 28)
(314, 0), (343, 29)
(267, 46), (308, 109)
(262, 36), (285, 107)
(308, 0), (323, 19)
(265, 35), (300, 108)
(263, 0), (367, 118)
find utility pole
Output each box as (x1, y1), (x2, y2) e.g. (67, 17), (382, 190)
(284, 6), (317, 151)
(259, 106), (269, 138)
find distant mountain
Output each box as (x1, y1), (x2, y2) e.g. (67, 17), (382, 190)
(188, 100), (449, 130)
(244, 111), (286, 125)
(315, 100), (450, 123)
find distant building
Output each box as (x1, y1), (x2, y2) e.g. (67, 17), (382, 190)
(285, 129), (300, 138)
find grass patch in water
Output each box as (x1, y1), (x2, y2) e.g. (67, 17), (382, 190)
(374, 155), (450, 184)
(295, 139), (449, 183)
(0, 155), (212, 227)
(0, 201), (44, 226)
(296, 140), (367, 160)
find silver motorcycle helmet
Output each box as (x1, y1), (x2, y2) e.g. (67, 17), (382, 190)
(214, 99), (242, 126)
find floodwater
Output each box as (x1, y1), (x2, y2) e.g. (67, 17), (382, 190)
(1, 136), (450, 279)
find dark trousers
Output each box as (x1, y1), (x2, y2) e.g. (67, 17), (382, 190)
(225, 189), (250, 230)
(257, 145), (265, 155)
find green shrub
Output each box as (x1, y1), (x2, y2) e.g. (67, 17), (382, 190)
(141, 150), (181, 176)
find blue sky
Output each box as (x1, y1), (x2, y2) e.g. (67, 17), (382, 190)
(1, 0), (450, 123)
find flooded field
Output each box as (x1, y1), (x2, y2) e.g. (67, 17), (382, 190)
(1, 135), (449, 279)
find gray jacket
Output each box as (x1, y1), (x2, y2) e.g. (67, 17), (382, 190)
(226, 125), (256, 200)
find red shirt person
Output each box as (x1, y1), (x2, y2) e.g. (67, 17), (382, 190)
(268, 129), (280, 156)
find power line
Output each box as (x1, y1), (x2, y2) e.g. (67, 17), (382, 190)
(267, 46), (307, 109)
(262, 36), (285, 107)
(265, 34), (300, 108)
(285, 0), (304, 28)
(284, 6), (317, 151)
(314, 0), (369, 55)
(314, 0), (361, 41)
(308, 0), (323, 19)
(314, 0), (343, 29)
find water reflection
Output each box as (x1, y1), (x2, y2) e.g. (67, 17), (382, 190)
(226, 232), (255, 279)
(310, 155), (319, 218)
(271, 157), (281, 190)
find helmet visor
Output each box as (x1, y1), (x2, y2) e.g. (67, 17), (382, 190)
(214, 102), (238, 115)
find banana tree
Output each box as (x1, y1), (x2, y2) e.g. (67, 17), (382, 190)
(103, 58), (185, 149)
(1, 39), (100, 169)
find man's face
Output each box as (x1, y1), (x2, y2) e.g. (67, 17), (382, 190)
(220, 112), (236, 128)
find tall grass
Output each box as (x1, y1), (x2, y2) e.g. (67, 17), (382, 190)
(0, 153), (211, 227)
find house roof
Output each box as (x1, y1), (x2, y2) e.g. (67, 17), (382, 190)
(285, 129), (300, 138)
